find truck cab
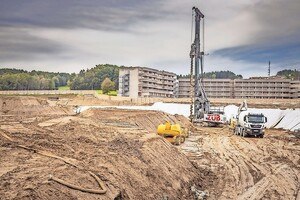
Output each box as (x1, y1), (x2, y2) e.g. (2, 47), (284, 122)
(235, 112), (267, 138)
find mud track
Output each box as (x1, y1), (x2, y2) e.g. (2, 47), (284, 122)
(181, 127), (300, 199)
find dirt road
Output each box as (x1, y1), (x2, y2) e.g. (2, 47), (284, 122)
(181, 127), (300, 199)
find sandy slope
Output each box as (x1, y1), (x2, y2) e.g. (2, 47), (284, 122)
(0, 97), (201, 199)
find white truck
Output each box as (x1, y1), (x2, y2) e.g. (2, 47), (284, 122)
(234, 101), (267, 138)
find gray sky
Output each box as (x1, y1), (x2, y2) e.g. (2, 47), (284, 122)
(0, 0), (300, 77)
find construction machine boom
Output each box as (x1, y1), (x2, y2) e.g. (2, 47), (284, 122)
(189, 7), (226, 126)
(189, 7), (210, 122)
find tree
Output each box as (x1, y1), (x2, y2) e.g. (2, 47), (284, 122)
(101, 77), (115, 94)
(68, 64), (119, 90)
(276, 69), (300, 80)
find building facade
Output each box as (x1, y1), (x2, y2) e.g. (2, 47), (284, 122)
(118, 67), (177, 98)
(178, 77), (300, 99)
(178, 78), (233, 98)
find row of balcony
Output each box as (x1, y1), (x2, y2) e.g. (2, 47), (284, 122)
(141, 78), (174, 86)
(178, 90), (291, 95)
(179, 81), (292, 86)
(141, 89), (173, 95)
(142, 84), (173, 90)
(235, 94), (291, 97)
(179, 86), (292, 91)
(139, 72), (175, 81)
(179, 83), (291, 88)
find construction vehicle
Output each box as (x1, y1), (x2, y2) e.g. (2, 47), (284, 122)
(157, 121), (188, 145)
(204, 107), (227, 126)
(189, 7), (226, 126)
(157, 7), (224, 144)
(234, 101), (267, 137)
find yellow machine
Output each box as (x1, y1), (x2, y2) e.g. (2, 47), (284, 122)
(157, 121), (188, 145)
(229, 117), (237, 130)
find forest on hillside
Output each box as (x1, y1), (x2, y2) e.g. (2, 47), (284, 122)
(276, 69), (300, 80)
(0, 69), (73, 90)
(0, 64), (119, 90)
(178, 70), (243, 79)
(69, 64), (119, 90)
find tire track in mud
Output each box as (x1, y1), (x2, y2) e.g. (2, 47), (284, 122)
(179, 127), (300, 200)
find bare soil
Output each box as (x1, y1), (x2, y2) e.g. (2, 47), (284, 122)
(180, 127), (300, 199)
(0, 96), (299, 199)
(17, 94), (299, 109)
(0, 96), (201, 200)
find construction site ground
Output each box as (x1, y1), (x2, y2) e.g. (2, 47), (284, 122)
(0, 96), (299, 199)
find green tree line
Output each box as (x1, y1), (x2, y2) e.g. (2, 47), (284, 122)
(178, 70), (243, 79)
(70, 64), (119, 90)
(0, 68), (72, 90)
(0, 66), (298, 91)
(0, 64), (119, 90)
(276, 69), (300, 80)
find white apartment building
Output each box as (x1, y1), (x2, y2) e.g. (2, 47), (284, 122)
(178, 77), (300, 99)
(118, 67), (177, 98)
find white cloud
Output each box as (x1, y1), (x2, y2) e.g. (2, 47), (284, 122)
(1, 0), (299, 77)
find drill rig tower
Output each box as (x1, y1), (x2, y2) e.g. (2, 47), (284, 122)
(190, 7), (210, 122)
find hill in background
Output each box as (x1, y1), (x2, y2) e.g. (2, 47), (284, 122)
(0, 65), (298, 90)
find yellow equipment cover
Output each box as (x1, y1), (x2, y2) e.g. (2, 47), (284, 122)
(157, 121), (182, 137)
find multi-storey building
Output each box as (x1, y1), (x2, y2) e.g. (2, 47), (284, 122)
(234, 77), (292, 99)
(118, 67), (176, 98)
(290, 80), (300, 99)
(178, 78), (232, 98)
(178, 77), (300, 99)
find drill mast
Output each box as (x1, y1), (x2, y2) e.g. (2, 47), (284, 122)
(189, 7), (210, 122)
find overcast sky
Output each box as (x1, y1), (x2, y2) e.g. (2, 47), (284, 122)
(0, 0), (300, 78)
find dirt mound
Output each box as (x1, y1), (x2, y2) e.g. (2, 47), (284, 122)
(64, 95), (137, 106)
(0, 96), (72, 116)
(0, 107), (202, 199)
(82, 109), (192, 133)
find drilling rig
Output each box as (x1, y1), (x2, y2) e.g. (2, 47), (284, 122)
(189, 7), (226, 125)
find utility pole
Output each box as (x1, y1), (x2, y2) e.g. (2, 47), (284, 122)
(268, 61), (271, 77)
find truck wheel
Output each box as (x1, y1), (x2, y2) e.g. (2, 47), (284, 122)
(260, 134), (264, 138)
(175, 136), (181, 145)
(236, 128), (239, 136)
(180, 136), (185, 143)
(243, 130), (247, 137)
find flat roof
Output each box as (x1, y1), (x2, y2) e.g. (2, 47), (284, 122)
(120, 66), (176, 75)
